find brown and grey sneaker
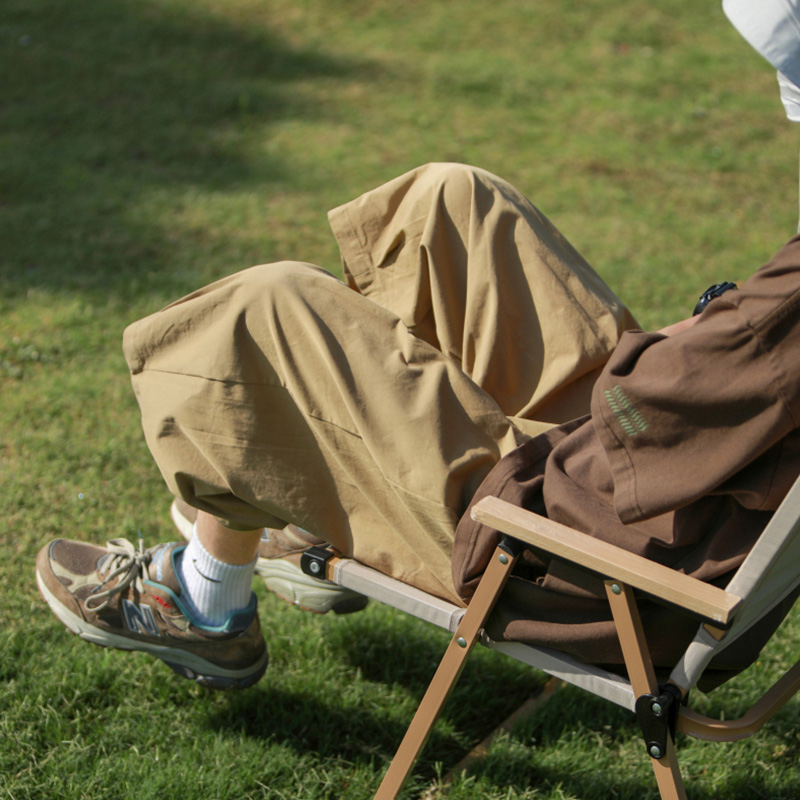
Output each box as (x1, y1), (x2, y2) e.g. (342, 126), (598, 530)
(170, 499), (368, 615)
(35, 537), (268, 690)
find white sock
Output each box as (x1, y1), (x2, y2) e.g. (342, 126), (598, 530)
(175, 525), (256, 627)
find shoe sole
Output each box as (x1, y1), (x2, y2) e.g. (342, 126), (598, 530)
(36, 569), (268, 690)
(170, 500), (367, 615)
(259, 558), (369, 615)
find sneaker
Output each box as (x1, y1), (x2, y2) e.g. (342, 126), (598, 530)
(170, 499), (368, 615)
(35, 537), (268, 690)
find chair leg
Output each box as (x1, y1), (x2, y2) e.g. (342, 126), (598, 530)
(373, 544), (519, 800)
(605, 581), (687, 800)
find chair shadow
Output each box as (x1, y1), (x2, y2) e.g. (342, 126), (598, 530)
(204, 607), (800, 799)
(204, 608), (542, 767)
(464, 683), (800, 800)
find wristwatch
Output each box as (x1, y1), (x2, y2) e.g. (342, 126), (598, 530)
(692, 281), (738, 316)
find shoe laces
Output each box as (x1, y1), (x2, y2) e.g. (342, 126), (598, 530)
(86, 535), (152, 611)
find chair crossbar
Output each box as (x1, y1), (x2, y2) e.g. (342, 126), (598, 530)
(484, 639), (636, 710)
(328, 556), (466, 633)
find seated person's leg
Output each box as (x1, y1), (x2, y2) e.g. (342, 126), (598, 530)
(37, 257), (527, 687)
(123, 260), (525, 604)
(330, 162), (637, 427)
(171, 498), (368, 615)
(37, 168), (634, 689)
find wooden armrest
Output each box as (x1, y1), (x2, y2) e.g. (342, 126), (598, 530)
(470, 496), (741, 626)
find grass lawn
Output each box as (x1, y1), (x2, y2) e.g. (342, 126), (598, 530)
(2, 0), (800, 797)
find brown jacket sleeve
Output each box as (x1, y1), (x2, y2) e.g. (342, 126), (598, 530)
(593, 236), (800, 524)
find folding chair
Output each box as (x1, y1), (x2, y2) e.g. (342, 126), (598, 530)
(301, 473), (800, 799)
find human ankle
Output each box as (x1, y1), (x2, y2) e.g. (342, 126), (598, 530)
(175, 530), (256, 627)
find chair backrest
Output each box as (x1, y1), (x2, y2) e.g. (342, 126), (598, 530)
(671, 473), (800, 690)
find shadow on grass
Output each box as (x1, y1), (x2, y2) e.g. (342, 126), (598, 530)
(2, 0), (368, 302)
(204, 611), (543, 773)
(23, 605), (799, 799)
(202, 609), (800, 799)
(458, 683), (800, 800)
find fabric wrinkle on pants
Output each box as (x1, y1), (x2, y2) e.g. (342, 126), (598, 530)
(123, 163), (636, 604)
(329, 163), (638, 426)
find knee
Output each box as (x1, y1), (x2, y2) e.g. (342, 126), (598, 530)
(240, 260), (328, 291)
(418, 162), (511, 210)
(231, 261), (340, 306)
(420, 162), (483, 192)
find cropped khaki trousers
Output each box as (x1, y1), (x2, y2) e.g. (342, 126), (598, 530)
(123, 164), (636, 603)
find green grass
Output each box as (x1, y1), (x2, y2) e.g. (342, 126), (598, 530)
(2, 0), (800, 797)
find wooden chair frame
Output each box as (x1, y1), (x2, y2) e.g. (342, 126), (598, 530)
(302, 478), (800, 799)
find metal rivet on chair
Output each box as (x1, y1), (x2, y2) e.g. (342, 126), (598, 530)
(498, 553), (509, 565)
(610, 584), (622, 595)
(309, 561), (321, 574)
(651, 702), (663, 715)
(457, 637), (467, 648)
(649, 744), (663, 759)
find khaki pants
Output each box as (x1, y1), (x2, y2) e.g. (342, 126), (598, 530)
(123, 164), (636, 603)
